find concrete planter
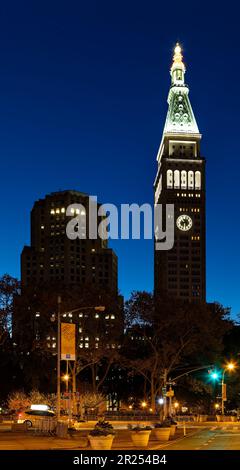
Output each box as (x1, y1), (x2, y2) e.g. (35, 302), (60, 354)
(170, 424), (177, 437)
(154, 427), (171, 441)
(216, 415), (223, 422)
(88, 435), (114, 450)
(199, 415), (208, 422)
(131, 430), (151, 447)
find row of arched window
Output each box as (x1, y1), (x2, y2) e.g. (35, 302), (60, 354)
(167, 170), (201, 190)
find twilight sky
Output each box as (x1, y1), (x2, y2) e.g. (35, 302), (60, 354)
(0, 1), (239, 317)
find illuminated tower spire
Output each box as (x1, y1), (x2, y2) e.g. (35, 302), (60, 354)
(170, 43), (186, 85)
(163, 43), (199, 135)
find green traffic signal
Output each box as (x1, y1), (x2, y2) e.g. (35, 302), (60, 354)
(210, 371), (219, 380)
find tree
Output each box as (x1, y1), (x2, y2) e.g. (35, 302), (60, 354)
(0, 274), (20, 346)
(7, 391), (30, 412)
(77, 392), (105, 419)
(121, 292), (232, 412)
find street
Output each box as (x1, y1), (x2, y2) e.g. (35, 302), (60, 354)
(162, 426), (240, 450)
(0, 424), (240, 450)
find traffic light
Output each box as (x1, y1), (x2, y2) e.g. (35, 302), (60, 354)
(208, 369), (220, 381)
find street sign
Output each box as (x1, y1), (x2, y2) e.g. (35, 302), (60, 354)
(222, 383), (227, 401)
(166, 389), (174, 397)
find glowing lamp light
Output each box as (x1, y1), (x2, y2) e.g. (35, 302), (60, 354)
(63, 374), (70, 381)
(174, 402), (179, 409)
(215, 403), (220, 409)
(158, 398), (164, 405)
(226, 363), (235, 371)
(141, 401), (147, 408)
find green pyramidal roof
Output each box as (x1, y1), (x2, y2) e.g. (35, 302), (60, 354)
(163, 44), (199, 135)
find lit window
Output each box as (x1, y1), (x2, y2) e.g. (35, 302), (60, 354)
(52, 343), (56, 348)
(95, 314), (99, 318)
(79, 327), (82, 333)
(79, 343), (83, 348)
(68, 313), (73, 318)
(35, 313), (40, 318)
(79, 313), (83, 318)
(56, 209), (60, 214)
(81, 210), (85, 216)
(195, 171), (201, 190)
(50, 209), (55, 214)
(95, 343), (99, 348)
(188, 170), (194, 189)
(85, 337), (89, 341)
(85, 343), (89, 348)
(41, 225), (44, 230)
(167, 169), (173, 189)
(181, 170), (187, 189)
(76, 208), (80, 214)
(105, 315), (109, 320)
(61, 208), (65, 213)
(91, 249), (96, 252)
(110, 315), (115, 320)
(174, 170), (180, 189)
(71, 208), (75, 214)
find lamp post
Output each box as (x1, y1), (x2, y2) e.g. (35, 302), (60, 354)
(221, 362), (235, 416)
(57, 295), (61, 421)
(55, 299), (105, 422)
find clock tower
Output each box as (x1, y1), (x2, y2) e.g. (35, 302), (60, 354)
(154, 44), (206, 301)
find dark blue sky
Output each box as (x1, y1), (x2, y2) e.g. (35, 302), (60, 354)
(0, 1), (239, 317)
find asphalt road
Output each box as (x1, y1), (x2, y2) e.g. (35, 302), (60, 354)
(0, 425), (240, 450)
(158, 426), (240, 450)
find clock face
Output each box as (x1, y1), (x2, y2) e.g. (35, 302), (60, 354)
(176, 214), (192, 231)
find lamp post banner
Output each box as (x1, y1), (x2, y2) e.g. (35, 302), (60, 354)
(222, 383), (227, 401)
(61, 323), (76, 360)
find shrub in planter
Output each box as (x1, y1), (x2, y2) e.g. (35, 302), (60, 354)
(88, 419), (116, 450)
(153, 422), (171, 441)
(128, 425), (152, 447)
(159, 416), (178, 437)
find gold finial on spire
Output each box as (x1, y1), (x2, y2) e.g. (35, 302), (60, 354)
(173, 42), (183, 65)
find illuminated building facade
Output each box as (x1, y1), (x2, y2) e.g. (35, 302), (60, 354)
(154, 44), (206, 301)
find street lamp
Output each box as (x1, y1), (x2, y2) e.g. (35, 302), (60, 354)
(55, 298), (106, 421)
(141, 401), (147, 408)
(62, 374), (70, 392)
(221, 362), (236, 415)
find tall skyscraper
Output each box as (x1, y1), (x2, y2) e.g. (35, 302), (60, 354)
(154, 44), (206, 301)
(21, 190), (118, 293)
